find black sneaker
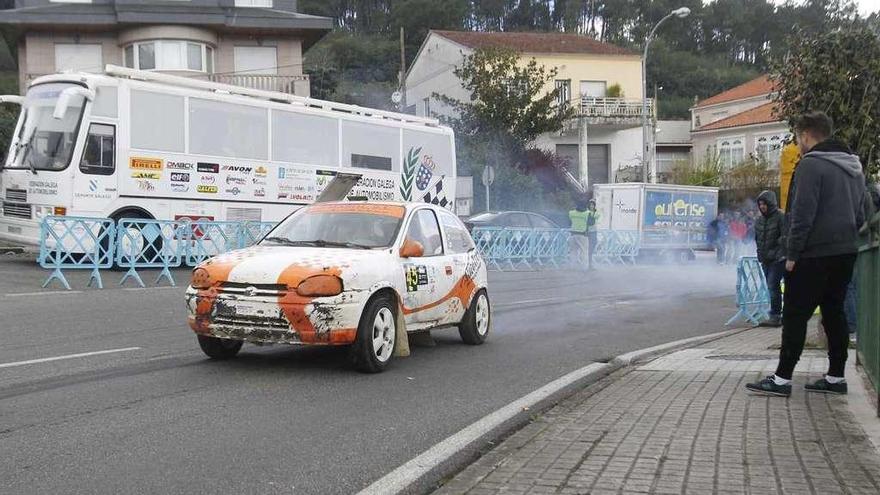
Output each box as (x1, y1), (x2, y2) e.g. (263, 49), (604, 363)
(805, 378), (847, 395)
(746, 376), (791, 397)
(759, 317), (782, 327)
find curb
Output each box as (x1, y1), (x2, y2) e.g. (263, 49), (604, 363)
(357, 326), (753, 495)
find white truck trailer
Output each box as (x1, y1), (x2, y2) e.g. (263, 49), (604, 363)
(593, 183), (719, 262)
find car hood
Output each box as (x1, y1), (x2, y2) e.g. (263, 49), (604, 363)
(197, 245), (394, 288)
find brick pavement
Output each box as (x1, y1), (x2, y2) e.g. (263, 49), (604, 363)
(433, 328), (880, 495)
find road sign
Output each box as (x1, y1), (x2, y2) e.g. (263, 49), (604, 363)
(391, 91), (402, 104)
(481, 165), (495, 187)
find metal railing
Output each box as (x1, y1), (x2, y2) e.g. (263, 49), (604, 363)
(856, 212), (880, 415)
(207, 74), (309, 94)
(578, 97), (654, 119)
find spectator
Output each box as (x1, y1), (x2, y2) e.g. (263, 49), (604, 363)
(586, 199), (600, 270)
(708, 213), (726, 264)
(754, 190), (785, 327)
(747, 111), (867, 397)
(728, 213), (748, 262)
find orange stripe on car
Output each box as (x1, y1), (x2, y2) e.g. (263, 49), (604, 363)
(307, 203), (405, 218)
(402, 276), (477, 315)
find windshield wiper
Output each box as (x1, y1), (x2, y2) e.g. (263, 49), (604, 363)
(262, 238), (372, 249)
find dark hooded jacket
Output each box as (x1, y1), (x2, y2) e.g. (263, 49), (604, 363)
(755, 190), (785, 264)
(785, 139), (867, 261)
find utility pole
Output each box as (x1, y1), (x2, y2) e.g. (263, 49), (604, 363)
(399, 26), (407, 112)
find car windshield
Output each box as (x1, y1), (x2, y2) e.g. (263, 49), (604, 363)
(262, 203), (405, 249)
(468, 213), (499, 223)
(5, 83), (87, 171)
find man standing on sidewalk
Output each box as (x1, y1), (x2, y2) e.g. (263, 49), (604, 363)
(747, 111), (867, 397)
(755, 190), (785, 327)
(586, 199), (600, 270)
(569, 198), (590, 269)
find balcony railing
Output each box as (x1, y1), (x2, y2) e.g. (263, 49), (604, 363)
(577, 97), (654, 120)
(207, 74), (310, 95)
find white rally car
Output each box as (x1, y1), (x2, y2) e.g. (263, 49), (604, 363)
(185, 202), (490, 372)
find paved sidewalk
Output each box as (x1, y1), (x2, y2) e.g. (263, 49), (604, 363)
(434, 328), (880, 495)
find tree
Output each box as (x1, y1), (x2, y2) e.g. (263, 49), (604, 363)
(435, 46), (573, 148)
(771, 25), (880, 175)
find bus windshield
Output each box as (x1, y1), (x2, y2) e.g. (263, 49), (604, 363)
(6, 83), (87, 172)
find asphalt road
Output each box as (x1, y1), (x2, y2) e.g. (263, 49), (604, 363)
(0, 254), (737, 494)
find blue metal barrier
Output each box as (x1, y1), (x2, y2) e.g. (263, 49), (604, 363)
(116, 219), (187, 287)
(238, 221), (276, 248)
(593, 230), (640, 265)
(39, 216), (116, 290)
(726, 256), (771, 326)
(185, 220), (248, 267)
(471, 227), (571, 271)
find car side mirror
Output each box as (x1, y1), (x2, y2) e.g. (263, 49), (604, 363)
(399, 238), (425, 258)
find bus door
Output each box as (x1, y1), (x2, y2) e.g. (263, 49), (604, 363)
(72, 120), (118, 214)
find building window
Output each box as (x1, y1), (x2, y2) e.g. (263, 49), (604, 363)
(234, 46), (278, 75)
(235, 0), (273, 6)
(124, 40), (213, 73)
(717, 137), (745, 168)
(54, 44), (102, 73)
(555, 80), (571, 109)
(580, 80), (607, 99)
(755, 133), (790, 168)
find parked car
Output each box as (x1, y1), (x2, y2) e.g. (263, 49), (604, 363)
(464, 211), (561, 232)
(185, 201), (490, 373)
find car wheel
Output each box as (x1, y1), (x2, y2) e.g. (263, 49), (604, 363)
(197, 335), (243, 359)
(351, 295), (397, 373)
(459, 290), (490, 345)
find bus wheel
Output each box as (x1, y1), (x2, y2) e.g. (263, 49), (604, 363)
(112, 211), (160, 269)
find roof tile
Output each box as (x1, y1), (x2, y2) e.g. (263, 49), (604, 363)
(695, 75), (776, 108)
(697, 102), (782, 131)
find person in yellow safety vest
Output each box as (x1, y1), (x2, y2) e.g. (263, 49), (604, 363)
(569, 199), (590, 269)
(569, 198), (601, 270)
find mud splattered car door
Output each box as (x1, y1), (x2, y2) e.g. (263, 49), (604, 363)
(400, 208), (454, 328)
(437, 208), (476, 324)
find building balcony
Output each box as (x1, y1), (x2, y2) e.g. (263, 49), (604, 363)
(578, 96), (653, 121)
(207, 74), (310, 96)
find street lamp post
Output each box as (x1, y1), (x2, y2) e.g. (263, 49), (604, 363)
(642, 7), (690, 183)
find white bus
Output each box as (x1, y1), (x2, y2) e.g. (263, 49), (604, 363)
(0, 66), (456, 246)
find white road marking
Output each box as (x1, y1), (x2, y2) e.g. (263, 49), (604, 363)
(122, 286), (180, 291)
(0, 347), (142, 369)
(5, 290), (83, 297)
(495, 296), (565, 307)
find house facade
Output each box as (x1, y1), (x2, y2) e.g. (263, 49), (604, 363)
(405, 30), (652, 191)
(0, 0), (332, 96)
(690, 75), (790, 171)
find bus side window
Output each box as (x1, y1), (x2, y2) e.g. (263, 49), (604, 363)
(80, 123), (116, 175)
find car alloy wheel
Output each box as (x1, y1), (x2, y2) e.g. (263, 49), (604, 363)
(373, 307), (395, 363)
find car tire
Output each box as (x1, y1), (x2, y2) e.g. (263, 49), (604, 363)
(197, 335), (243, 359)
(350, 295), (397, 373)
(459, 290), (490, 345)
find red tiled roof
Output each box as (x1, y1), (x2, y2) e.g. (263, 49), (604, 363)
(432, 30), (637, 56)
(695, 75), (777, 108)
(697, 102), (782, 131)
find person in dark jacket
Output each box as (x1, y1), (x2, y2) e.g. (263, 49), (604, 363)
(747, 111), (867, 397)
(754, 190), (785, 326)
(708, 213), (727, 264)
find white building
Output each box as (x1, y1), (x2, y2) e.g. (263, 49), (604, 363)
(405, 30), (653, 193)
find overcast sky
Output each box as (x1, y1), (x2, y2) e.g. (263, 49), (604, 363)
(854, 0), (880, 15)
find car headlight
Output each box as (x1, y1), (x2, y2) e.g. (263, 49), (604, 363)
(191, 267), (214, 289)
(296, 275), (343, 297)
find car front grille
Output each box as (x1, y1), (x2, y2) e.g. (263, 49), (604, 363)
(2, 201), (31, 219)
(211, 316), (301, 344)
(217, 281), (288, 297)
(5, 188), (26, 202)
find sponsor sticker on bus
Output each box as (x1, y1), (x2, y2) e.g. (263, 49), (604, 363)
(131, 171), (161, 180)
(130, 157), (163, 171)
(197, 185), (218, 194)
(198, 162), (219, 174)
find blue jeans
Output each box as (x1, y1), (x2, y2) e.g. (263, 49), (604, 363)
(762, 260), (784, 318)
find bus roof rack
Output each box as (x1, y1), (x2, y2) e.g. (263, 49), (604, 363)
(102, 65), (442, 128)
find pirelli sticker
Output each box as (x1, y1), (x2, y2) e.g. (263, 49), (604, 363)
(129, 157), (163, 171)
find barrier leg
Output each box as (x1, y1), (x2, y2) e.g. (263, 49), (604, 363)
(42, 268), (71, 291)
(155, 266), (176, 287)
(87, 267), (104, 289)
(120, 266), (146, 288)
